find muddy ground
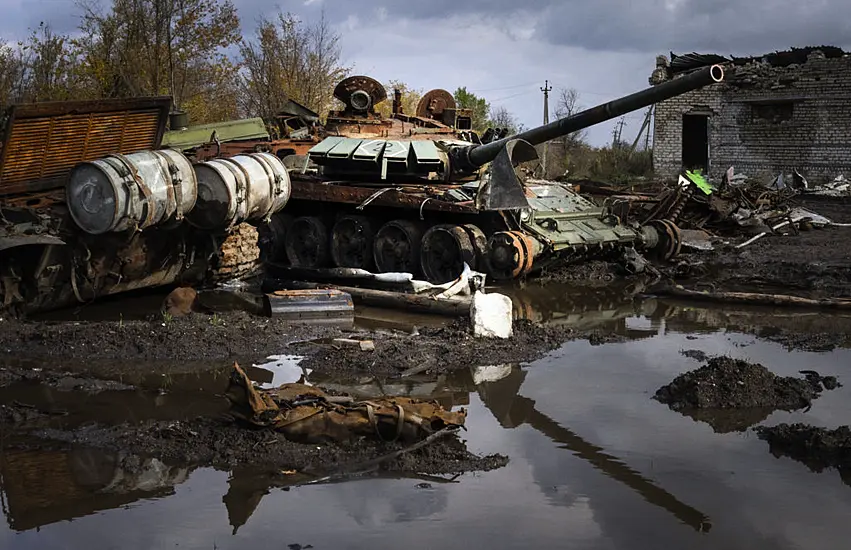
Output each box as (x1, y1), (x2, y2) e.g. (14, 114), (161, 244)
(0, 312), (573, 479)
(18, 418), (508, 478)
(667, 195), (851, 300)
(0, 314), (577, 382)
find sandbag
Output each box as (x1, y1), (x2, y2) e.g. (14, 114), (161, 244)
(224, 363), (466, 444)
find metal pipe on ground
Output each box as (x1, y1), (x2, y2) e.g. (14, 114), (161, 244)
(268, 280), (471, 317)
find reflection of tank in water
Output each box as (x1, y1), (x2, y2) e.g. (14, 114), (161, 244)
(0, 98), (292, 315)
(505, 280), (660, 330)
(0, 447), (191, 531)
(262, 66), (725, 284)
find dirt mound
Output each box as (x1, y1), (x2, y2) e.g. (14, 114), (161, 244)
(755, 424), (851, 479)
(654, 356), (825, 411)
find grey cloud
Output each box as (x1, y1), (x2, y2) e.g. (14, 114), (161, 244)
(539, 0), (851, 54)
(293, 0), (851, 55)
(0, 1), (82, 40)
(6, 0), (851, 56)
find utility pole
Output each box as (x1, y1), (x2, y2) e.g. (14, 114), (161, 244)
(612, 117), (626, 148)
(541, 80), (552, 176)
(630, 106), (654, 152)
(644, 105), (654, 151)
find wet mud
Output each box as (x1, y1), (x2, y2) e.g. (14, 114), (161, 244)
(1, 367), (507, 484)
(0, 311), (338, 363)
(297, 319), (577, 377)
(654, 357), (841, 432)
(26, 417), (507, 478)
(755, 424), (851, 484)
(535, 259), (628, 285)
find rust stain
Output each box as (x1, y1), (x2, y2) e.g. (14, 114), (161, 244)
(289, 181), (477, 213)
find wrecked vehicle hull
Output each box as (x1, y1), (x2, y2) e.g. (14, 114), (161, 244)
(0, 98), (290, 316)
(258, 67), (725, 284)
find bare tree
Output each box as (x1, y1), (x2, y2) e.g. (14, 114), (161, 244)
(488, 105), (519, 134)
(0, 39), (26, 106)
(238, 9), (349, 122)
(73, 0), (241, 121)
(553, 87), (588, 148)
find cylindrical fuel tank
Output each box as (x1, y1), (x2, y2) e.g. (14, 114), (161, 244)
(67, 149), (197, 235)
(187, 152), (291, 230)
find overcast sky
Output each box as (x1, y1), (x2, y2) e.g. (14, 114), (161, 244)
(3, 0), (850, 145)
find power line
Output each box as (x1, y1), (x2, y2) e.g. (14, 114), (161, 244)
(470, 81), (539, 93)
(488, 89), (539, 103)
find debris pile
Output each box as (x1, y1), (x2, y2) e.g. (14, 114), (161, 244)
(810, 175), (851, 198)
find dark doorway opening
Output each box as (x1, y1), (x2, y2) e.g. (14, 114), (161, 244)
(682, 114), (709, 173)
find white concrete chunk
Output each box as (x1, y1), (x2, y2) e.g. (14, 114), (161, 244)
(470, 291), (513, 339)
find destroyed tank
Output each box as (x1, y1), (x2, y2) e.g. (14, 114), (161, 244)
(0, 98), (292, 316)
(260, 66), (725, 284)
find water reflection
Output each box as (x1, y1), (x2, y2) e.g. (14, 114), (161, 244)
(1, 358), (715, 535)
(0, 447), (191, 532)
(310, 364), (713, 532)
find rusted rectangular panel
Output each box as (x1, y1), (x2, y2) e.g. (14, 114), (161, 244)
(0, 96), (172, 196)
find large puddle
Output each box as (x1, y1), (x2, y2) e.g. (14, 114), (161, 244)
(3, 292), (851, 548)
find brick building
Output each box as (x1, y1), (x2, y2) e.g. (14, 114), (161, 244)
(650, 47), (851, 184)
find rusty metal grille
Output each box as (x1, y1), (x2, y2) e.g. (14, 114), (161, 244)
(0, 97), (171, 196)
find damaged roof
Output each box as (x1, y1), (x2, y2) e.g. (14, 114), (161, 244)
(669, 46), (847, 74)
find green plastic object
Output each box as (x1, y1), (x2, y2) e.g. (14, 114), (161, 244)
(684, 170), (714, 195)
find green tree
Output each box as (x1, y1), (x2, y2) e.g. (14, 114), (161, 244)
(453, 86), (490, 133)
(0, 38), (26, 106)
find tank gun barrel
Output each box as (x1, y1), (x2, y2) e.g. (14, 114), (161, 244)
(458, 64), (725, 171)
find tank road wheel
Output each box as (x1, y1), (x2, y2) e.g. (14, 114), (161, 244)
(486, 231), (530, 280)
(373, 220), (424, 275)
(331, 215), (377, 270)
(461, 224), (488, 269)
(647, 219), (682, 261)
(660, 219), (683, 259)
(420, 224), (477, 283)
(285, 216), (330, 268)
(257, 213), (292, 263)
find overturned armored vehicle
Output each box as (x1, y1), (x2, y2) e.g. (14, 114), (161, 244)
(263, 66), (725, 283)
(0, 98), (291, 315)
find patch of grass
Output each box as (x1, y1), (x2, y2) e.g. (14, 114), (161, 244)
(551, 143), (655, 184)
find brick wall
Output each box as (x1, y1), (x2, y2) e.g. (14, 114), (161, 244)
(652, 53), (851, 184)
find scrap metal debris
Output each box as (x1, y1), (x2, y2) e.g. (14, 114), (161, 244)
(224, 362), (467, 444)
